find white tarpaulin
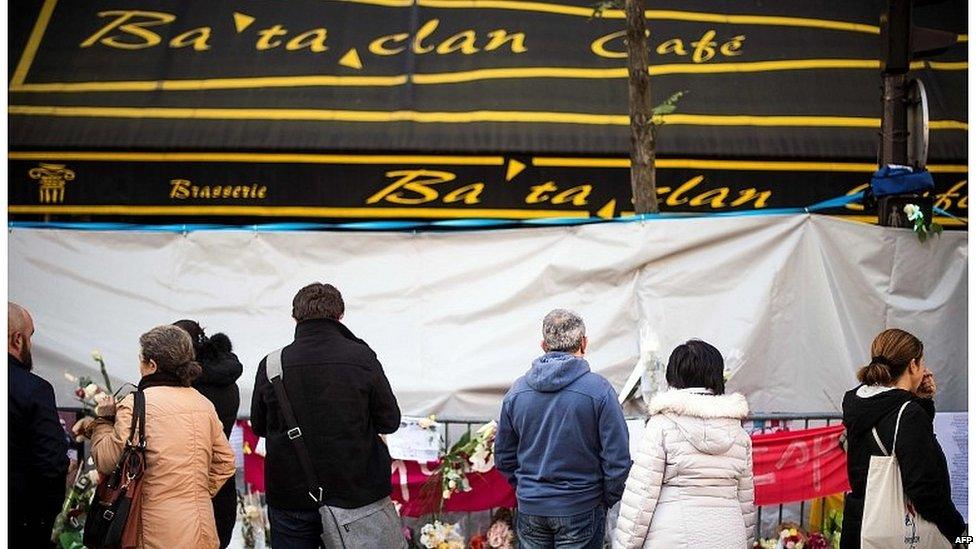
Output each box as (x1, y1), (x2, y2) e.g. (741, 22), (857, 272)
(8, 214), (968, 417)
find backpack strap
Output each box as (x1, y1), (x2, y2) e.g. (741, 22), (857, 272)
(265, 348), (324, 505)
(871, 400), (912, 457)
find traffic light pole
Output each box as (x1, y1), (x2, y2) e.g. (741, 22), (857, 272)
(879, 0), (911, 167)
(880, 74), (909, 166)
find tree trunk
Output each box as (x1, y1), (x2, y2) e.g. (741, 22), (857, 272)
(625, 0), (658, 213)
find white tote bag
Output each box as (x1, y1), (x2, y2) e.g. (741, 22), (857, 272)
(861, 401), (951, 549)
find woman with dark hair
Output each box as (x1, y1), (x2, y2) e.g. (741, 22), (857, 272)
(840, 328), (966, 548)
(73, 325), (236, 548)
(613, 339), (755, 548)
(173, 319), (243, 549)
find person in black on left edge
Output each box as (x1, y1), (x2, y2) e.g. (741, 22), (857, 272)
(174, 319), (243, 549)
(9, 302), (68, 548)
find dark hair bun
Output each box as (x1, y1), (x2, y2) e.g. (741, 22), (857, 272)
(210, 333), (232, 353)
(175, 360), (203, 386)
(857, 362), (893, 385)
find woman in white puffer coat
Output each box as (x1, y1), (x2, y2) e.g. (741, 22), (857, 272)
(613, 339), (756, 549)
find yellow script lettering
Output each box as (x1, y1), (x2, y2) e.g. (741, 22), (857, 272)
(80, 10), (176, 49)
(169, 27), (211, 51)
(256, 25), (288, 50)
(286, 28), (328, 52)
(369, 33), (408, 55)
(366, 169), (454, 205)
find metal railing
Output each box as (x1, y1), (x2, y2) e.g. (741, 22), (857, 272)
(435, 413), (845, 540)
(61, 407), (843, 540)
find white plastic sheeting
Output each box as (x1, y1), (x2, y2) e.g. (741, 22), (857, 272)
(8, 214), (968, 417)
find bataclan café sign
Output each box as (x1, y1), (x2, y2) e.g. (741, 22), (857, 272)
(8, 0), (968, 222)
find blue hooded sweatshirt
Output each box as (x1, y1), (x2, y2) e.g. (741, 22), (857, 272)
(494, 352), (631, 516)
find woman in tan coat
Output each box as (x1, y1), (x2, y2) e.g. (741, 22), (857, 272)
(75, 325), (236, 549)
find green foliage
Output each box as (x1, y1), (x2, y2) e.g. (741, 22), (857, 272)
(651, 90), (688, 125)
(590, 0), (622, 19)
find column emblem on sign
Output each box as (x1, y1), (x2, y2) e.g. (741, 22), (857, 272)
(29, 163), (76, 203)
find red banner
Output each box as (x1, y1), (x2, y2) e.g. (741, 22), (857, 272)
(751, 424), (850, 505)
(390, 460), (516, 517)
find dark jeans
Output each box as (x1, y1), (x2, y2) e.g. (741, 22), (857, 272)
(269, 507), (324, 549)
(517, 506), (606, 549)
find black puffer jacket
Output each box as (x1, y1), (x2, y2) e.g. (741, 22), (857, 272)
(192, 334), (242, 549)
(192, 333), (243, 437)
(251, 318), (401, 510)
(841, 386), (965, 547)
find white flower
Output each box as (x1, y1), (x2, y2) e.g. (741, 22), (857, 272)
(91, 350), (103, 362)
(418, 414), (437, 429)
(442, 488), (452, 500)
(448, 479), (457, 489)
(904, 204), (924, 221)
(469, 446), (495, 473)
(476, 420), (497, 437)
(83, 383), (100, 400)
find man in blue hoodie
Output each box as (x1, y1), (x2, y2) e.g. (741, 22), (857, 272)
(495, 309), (631, 549)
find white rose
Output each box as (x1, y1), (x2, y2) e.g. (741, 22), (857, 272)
(83, 383), (99, 400)
(91, 350), (103, 362)
(442, 488), (452, 500)
(476, 420), (497, 436)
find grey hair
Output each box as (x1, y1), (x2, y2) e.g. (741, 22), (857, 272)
(139, 325), (201, 386)
(542, 309), (586, 352)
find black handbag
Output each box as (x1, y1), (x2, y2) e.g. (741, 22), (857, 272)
(84, 390), (147, 549)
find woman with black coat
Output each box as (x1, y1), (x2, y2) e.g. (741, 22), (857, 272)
(174, 319), (243, 549)
(841, 328), (966, 548)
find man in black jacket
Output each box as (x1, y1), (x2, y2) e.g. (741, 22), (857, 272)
(8, 302), (68, 548)
(251, 283), (401, 549)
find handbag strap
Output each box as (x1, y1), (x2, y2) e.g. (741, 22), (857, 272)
(266, 348), (325, 505)
(871, 400), (912, 457)
(127, 390), (146, 447)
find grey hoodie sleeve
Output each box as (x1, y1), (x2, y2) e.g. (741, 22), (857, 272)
(599, 388), (632, 508)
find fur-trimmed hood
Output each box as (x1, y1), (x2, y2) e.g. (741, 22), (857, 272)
(647, 389), (750, 455)
(647, 389), (750, 419)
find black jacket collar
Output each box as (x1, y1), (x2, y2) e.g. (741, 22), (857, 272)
(8, 353), (28, 371)
(294, 318), (366, 345)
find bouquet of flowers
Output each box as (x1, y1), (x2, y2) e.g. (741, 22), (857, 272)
(823, 509), (843, 549)
(755, 524), (807, 549)
(64, 350), (115, 418)
(419, 520), (464, 549)
(237, 489), (269, 549)
(50, 459), (100, 548)
(806, 533), (831, 549)
(485, 508), (515, 549)
(421, 420), (499, 513)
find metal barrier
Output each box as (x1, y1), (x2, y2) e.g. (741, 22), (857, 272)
(61, 407), (842, 540)
(435, 413), (845, 540)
